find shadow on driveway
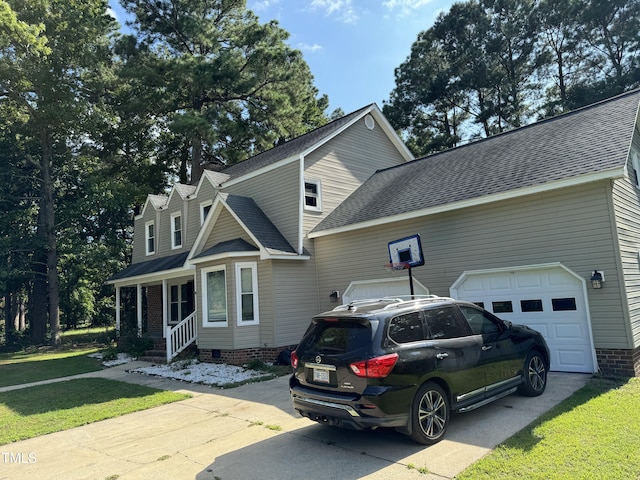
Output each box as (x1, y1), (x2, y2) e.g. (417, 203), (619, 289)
(196, 372), (592, 480)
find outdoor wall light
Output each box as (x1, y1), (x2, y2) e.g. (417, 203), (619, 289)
(329, 291), (340, 302)
(590, 270), (604, 289)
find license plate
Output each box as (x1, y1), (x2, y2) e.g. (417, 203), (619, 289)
(313, 368), (330, 383)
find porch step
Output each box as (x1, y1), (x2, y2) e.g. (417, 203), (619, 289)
(138, 349), (168, 364)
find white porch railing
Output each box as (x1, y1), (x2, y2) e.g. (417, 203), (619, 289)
(165, 311), (197, 362)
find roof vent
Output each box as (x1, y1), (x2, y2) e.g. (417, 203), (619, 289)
(364, 114), (375, 130)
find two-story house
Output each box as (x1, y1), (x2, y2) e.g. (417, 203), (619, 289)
(107, 105), (413, 364)
(110, 90), (640, 377)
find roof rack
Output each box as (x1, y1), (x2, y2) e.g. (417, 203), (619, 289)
(332, 295), (454, 312)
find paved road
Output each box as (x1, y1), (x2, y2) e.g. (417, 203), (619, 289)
(0, 362), (591, 480)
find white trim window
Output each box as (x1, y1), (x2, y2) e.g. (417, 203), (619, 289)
(304, 179), (322, 212)
(631, 151), (640, 189)
(201, 266), (227, 327)
(145, 220), (155, 255)
(171, 212), (182, 249)
(200, 200), (212, 225)
(236, 262), (259, 326)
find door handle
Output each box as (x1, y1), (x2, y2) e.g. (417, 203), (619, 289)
(436, 352), (449, 359)
(482, 345), (492, 351)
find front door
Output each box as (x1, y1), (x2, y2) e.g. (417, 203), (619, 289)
(169, 281), (194, 324)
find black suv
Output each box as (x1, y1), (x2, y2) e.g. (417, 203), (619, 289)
(289, 296), (550, 444)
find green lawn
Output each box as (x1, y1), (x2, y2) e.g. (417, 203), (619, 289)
(457, 377), (640, 479)
(0, 347), (104, 387)
(0, 378), (190, 445)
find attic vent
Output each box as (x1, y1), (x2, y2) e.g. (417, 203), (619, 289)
(364, 114), (375, 130)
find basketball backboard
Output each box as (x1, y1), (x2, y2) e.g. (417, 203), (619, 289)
(388, 234), (424, 268)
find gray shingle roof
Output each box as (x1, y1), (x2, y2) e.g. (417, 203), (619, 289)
(220, 105), (373, 178)
(108, 252), (190, 282)
(223, 194), (296, 255)
(195, 238), (259, 258)
(313, 89), (640, 233)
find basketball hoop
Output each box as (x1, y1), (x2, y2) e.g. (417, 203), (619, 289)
(384, 262), (411, 271)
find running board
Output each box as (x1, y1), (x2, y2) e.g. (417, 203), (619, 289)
(458, 387), (518, 413)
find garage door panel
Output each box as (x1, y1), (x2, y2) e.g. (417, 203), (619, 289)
(452, 266), (596, 374)
(488, 275), (512, 290)
(555, 323), (585, 340)
(557, 349), (589, 370)
(523, 323), (549, 338)
(515, 271), (544, 289)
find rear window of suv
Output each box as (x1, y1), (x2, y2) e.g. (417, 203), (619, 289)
(299, 319), (371, 354)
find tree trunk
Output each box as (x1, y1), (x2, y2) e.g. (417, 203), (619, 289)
(4, 293), (14, 346)
(190, 136), (204, 185)
(41, 134), (61, 345)
(30, 208), (48, 344)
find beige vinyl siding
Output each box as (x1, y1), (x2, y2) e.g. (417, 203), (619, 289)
(155, 195), (181, 257)
(271, 259), (320, 346)
(131, 216), (146, 264)
(196, 257), (271, 350)
(131, 208), (161, 264)
(303, 117), (407, 239)
(612, 133), (640, 348)
(223, 160), (300, 248)
(314, 182), (629, 349)
(257, 261), (275, 347)
(202, 209), (252, 251)
(186, 180), (217, 247)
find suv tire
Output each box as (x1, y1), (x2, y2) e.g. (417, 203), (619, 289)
(519, 350), (547, 397)
(410, 382), (450, 445)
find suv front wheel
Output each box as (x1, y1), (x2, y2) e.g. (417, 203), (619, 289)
(519, 350), (547, 397)
(410, 382), (450, 445)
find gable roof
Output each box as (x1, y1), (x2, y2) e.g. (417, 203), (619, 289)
(223, 194), (296, 255)
(311, 89), (640, 237)
(190, 193), (298, 262)
(219, 104), (413, 180)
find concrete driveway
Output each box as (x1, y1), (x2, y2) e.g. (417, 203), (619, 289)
(0, 363), (590, 480)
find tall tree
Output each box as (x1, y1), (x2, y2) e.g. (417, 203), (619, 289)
(385, 0), (640, 156)
(119, 0), (328, 184)
(533, 0), (585, 116)
(0, 0), (116, 344)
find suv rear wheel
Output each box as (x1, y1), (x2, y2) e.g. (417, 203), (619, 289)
(410, 382), (450, 445)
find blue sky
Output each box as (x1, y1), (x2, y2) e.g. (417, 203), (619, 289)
(109, 0), (457, 114)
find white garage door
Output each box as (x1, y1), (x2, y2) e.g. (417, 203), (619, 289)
(451, 264), (596, 373)
(343, 278), (429, 304)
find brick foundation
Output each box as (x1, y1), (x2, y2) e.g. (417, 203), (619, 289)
(198, 345), (297, 366)
(596, 346), (640, 377)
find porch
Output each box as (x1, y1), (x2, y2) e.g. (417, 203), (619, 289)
(113, 277), (197, 363)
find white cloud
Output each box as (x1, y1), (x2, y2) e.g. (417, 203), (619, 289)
(297, 42), (324, 53)
(382, 0), (434, 17)
(310, 0), (358, 24)
(250, 0), (281, 12)
(107, 7), (118, 21)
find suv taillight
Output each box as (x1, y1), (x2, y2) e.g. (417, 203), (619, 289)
(349, 353), (398, 378)
(291, 350), (299, 369)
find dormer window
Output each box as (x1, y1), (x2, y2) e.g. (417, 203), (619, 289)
(200, 200), (212, 225)
(304, 179), (322, 212)
(145, 221), (155, 255)
(171, 212), (182, 249)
